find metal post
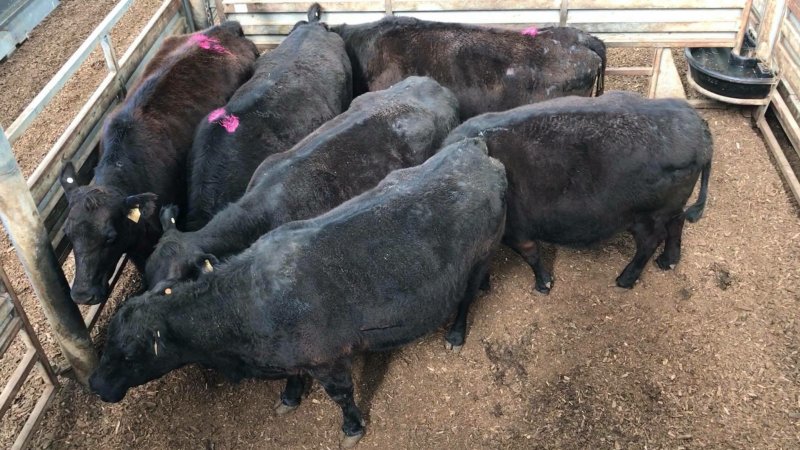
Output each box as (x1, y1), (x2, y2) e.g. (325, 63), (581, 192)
(182, 0), (199, 32)
(0, 128), (98, 386)
(100, 34), (128, 99)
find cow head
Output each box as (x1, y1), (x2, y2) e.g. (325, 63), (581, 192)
(145, 205), (217, 291)
(90, 295), (183, 402)
(60, 162), (158, 305)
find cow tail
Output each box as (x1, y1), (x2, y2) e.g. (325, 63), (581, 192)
(585, 35), (606, 96)
(685, 161), (711, 223)
(308, 3), (322, 23)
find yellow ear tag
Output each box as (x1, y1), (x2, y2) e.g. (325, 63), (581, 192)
(203, 259), (214, 273)
(127, 206), (141, 223)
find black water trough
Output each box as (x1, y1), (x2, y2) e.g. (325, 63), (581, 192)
(685, 45), (776, 101)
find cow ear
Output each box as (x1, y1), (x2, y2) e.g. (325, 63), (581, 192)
(123, 193), (158, 224)
(195, 254), (219, 274)
(159, 205), (179, 231)
(60, 162), (80, 199)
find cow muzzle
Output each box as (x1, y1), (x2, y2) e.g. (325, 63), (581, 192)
(89, 372), (128, 403)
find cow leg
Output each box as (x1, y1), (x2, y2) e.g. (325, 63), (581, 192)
(616, 220), (666, 288)
(445, 257), (491, 352)
(311, 360), (365, 448)
(275, 374), (308, 415)
(509, 240), (553, 294)
(655, 213), (686, 270)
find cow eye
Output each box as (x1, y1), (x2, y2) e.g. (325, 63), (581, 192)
(105, 231), (117, 245)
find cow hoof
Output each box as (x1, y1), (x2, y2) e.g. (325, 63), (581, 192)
(273, 400), (298, 416)
(445, 341), (463, 353)
(655, 254), (678, 271)
(535, 282), (551, 295)
(615, 277), (636, 289)
(340, 431), (364, 449)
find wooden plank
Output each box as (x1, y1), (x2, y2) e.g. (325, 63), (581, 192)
(395, 10), (561, 23)
(590, 32), (737, 47)
(0, 266), (58, 386)
(224, 1), (385, 13)
(0, 317), (21, 356)
(568, 0), (743, 8)
(0, 349), (37, 418)
(771, 90), (800, 158)
(687, 98), (732, 109)
(11, 382), (57, 450)
(648, 47), (664, 98)
(653, 47), (686, 99)
(756, 0), (787, 66)
(574, 21), (740, 33)
(226, 11), (385, 24)
(789, 0), (800, 17)
(734, 0), (754, 55)
(777, 80), (800, 120)
(1, 264), (59, 386)
(757, 114), (800, 205)
(779, 15), (800, 69)
(568, 8), (744, 23)
(3, 0), (135, 145)
(0, 291), (14, 327)
(27, 0), (182, 207)
(775, 45), (800, 93)
(391, 0), (559, 9)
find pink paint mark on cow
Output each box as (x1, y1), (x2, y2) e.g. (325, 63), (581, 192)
(207, 108), (239, 133)
(188, 34), (229, 54)
(521, 27), (539, 38)
(208, 108), (227, 123)
(220, 114), (240, 133)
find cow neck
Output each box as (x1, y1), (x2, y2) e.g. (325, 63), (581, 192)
(193, 202), (273, 258)
(159, 273), (251, 363)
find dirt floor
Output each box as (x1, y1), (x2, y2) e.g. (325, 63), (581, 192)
(1, 10), (800, 450)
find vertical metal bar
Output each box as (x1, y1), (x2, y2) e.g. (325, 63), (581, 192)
(560, 0), (569, 26)
(733, 0), (755, 56)
(0, 127), (98, 386)
(648, 47), (665, 99)
(100, 34), (127, 99)
(385, 0), (393, 16)
(182, 0), (197, 32)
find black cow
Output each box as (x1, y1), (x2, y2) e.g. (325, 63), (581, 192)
(444, 91), (713, 292)
(184, 5), (353, 229)
(145, 76), (459, 289)
(331, 16), (606, 120)
(90, 137), (506, 448)
(59, 22), (258, 305)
